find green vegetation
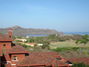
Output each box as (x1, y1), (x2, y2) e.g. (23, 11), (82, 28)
(40, 41), (50, 49)
(15, 40), (22, 42)
(25, 34), (78, 43)
(15, 36), (23, 39)
(26, 38), (35, 43)
(76, 35), (89, 45)
(72, 63), (89, 67)
(52, 47), (80, 52)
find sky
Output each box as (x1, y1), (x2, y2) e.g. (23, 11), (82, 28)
(0, 0), (89, 32)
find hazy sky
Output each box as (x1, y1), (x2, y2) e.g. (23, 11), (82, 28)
(0, 0), (89, 32)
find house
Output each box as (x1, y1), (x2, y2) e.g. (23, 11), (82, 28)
(37, 43), (43, 46)
(26, 43), (43, 47)
(0, 29), (72, 67)
(15, 38), (27, 42)
(25, 43), (36, 47)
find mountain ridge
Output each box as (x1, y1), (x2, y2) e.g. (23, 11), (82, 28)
(0, 26), (63, 36)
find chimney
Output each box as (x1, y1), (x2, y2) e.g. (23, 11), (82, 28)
(8, 28), (13, 38)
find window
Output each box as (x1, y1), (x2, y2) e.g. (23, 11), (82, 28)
(12, 56), (18, 61)
(66, 61), (72, 64)
(9, 35), (11, 38)
(3, 44), (6, 46)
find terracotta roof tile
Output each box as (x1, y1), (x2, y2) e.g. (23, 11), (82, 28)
(17, 52), (69, 66)
(8, 45), (29, 54)
(69, 57), (89, 65)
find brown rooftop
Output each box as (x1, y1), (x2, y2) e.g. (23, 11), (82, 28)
(8, 45), (29, 54)
(69, 57), (89, 65)
(17, 52), (69, 67)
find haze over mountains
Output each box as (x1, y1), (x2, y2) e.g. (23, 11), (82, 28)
(0, 26), (62, 36)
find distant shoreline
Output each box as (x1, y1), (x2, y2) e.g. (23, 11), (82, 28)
(64, 32), (89, 35)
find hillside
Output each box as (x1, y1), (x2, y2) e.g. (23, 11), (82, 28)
(0, 26), (63, 36)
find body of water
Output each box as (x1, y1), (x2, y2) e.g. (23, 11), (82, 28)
(26, 32), (89, 37)
(26, 34), (49, 37)
(64, 32), (89, 35)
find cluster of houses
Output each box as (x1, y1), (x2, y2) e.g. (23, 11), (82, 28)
(0, 29), (72, 67)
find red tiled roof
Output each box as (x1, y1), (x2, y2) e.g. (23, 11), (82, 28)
(8, 45), (29, 54)
(69, 57), (89, 65)
(17, 52), (69, 66)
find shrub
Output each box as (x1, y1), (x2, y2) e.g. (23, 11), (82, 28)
(72, 63), (89, 67)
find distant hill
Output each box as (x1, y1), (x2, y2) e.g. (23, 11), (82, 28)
(0, 26), (63, 36)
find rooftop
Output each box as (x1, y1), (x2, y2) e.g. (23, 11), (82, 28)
(7, 45), (29, 54)
(17, 52), (69, 66)
(69, 57), (89, 65)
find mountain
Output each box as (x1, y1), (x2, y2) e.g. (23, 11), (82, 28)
(0, 26), (63, 36)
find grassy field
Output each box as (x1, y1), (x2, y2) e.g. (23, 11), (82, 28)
(50, 40), (89, 59)
(50, 40), (89, 49)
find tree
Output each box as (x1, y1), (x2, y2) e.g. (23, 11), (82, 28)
(72, 63), (89, 67)
(40, 41), (50, 49)
(27, 38), (35, 43)
(75, 35), (89, 45)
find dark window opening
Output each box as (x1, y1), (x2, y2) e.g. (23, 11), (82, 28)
(12, 56), (18, 61)
(3, 44), (6, 46)
(66, 61), (72, 64)
(9, 36), (11, 38)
